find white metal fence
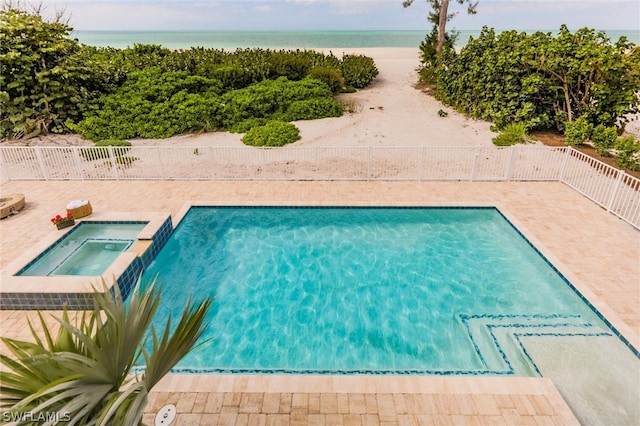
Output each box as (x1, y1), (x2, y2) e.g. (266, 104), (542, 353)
(0, 145), (638, 229)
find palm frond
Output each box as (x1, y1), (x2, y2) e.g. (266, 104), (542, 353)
(96, 381), (148, 426)
(142, 294), (212, 389)
(0, 275), (212, 425)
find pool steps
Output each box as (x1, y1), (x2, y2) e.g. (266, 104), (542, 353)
(460, 313), (612, 376)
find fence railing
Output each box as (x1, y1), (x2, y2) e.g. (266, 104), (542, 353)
(0, 145), (638, 229)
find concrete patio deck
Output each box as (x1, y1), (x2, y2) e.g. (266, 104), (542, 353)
(1, 180), (638, 425)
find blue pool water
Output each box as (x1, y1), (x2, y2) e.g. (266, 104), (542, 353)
(138, 207), (631, 375)
(18, 223), (147, 276)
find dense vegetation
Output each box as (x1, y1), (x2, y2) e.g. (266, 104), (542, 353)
(433, 26), (639, 131)
(419, 25), (640, 169)
(0, 8), (90, 137)
(1, 7), (378, 146)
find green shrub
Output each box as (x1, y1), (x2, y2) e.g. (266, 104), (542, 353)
(564, 116), (593, 146)
(219, 77), (336, 129)
(591, 124), (618, 156)
(1, 13), (376, 142)
(269, 52), (311, 81)
(77, 75), (342, 139)
(95, 139), (131, 147)
(228, 118), (270, 133)
(72, 69), (223, 140)
(210, 65), (255, 91)
(308, 67), (345, 94)
(79, 139), (132, 161)
(614, 136), (640, 171)
(341, 54), (379, 88)
(241, 121), (301, 147)
(418, 27), (456, 85)
(115, 155), (139, 166)
(121, 43), (171, 70)
(492, 123), (527, 146)
(287, 49), (342, 70)
(283, 98), (343, 121)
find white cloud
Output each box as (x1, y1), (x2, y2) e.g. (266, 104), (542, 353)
(20, 0), (640, 31)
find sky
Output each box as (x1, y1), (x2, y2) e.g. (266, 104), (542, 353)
(30, 0), (640, 31)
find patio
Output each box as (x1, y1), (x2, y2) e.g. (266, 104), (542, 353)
(0, 180), (638, 425)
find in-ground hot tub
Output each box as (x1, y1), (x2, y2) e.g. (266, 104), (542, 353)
(17, 222), (147, 277)
(0, 212), (173, 310)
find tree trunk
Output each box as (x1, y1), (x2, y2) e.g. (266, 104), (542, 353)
(562, 81), (573, 122)
(436, 0), (450, 56)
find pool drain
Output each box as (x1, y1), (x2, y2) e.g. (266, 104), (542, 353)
(155, 404), (176, 426)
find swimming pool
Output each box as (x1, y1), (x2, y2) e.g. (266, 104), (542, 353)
(18, 222), (147, 276)
(139, 206), (637, 375)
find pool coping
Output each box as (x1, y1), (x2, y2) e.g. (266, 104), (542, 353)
(151, 373), (573, 400)
(145, 374), (581, 424)
(0, 212), (171, 306)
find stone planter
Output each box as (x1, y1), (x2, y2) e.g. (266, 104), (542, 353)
(56, 219), (75, 230)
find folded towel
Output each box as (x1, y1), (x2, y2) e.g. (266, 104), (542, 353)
(67, 200), (88, 209)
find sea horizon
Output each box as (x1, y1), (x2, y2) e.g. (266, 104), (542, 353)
(73, 29), (639, 50)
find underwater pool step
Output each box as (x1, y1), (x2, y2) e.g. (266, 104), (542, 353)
(459, 313), (612, 375)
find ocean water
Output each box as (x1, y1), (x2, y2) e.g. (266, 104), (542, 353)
(73, 29), (639, 50)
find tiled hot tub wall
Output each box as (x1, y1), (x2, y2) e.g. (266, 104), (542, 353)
(114, 215), (173, 302)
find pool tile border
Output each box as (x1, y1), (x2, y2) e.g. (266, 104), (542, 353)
(494, 209), (640, 358)
(494, 206), (640, 354)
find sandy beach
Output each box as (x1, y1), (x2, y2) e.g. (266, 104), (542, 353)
(1, 48), (499, 148)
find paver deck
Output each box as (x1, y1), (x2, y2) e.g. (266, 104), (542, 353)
(1, 180), (638, 425)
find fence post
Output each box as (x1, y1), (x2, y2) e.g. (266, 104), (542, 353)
(470, 145), (480, 181)
(419, 147), (425, 181)
(367, 147), (371, 180)
(34, 146), (49, 180)
(559, 146), (571, 182)
(505, 146), (517, 181)
(606, 170), (626, 212)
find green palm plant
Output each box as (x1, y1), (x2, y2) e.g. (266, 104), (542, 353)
(0, 277), (212, 425)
